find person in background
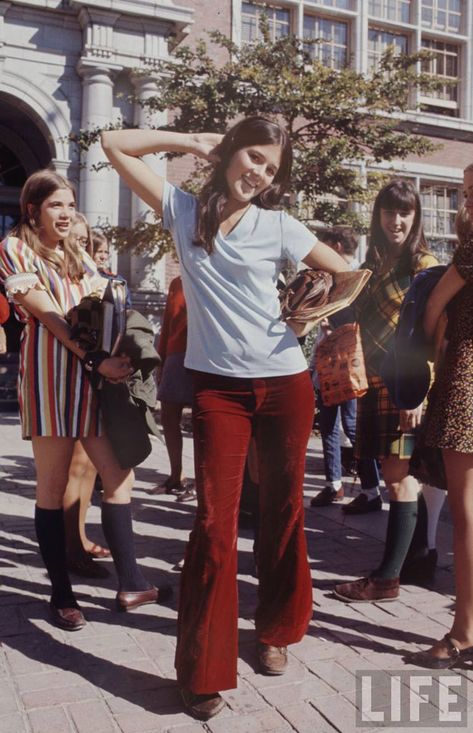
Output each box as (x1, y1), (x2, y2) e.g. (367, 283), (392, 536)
(63, 213), (111, 578)
(408, 163), (473, 667)
(310, 226), (382, 513)
(0, 170), (171, 631)
(333, 180), (438, 604)
(151, 275), (196, 501)
(91, 230), (132, 308)
(70, 211), (92, 252)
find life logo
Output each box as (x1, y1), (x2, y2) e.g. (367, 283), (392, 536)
(355, 670), (467, 727)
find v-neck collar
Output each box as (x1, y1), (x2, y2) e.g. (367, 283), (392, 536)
(218, 204), (256, 242)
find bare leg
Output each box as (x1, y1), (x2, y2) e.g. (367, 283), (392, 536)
(444, 450), (473, 646)
(381, 456), (419, 503)
(410, 450), (473, 662)
(63, 441), (98, 559)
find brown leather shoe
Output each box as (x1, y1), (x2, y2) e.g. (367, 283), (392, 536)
(49, 603), (86, 631)
(334, 576), (400, 603)
(180, 689), (226, 720)
(310, 486), (344, 507)
(342, 493), (382, 515)
(258, 643), (288, 675)
(116, 584), (173, 611)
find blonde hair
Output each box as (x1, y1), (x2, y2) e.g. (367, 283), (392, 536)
(11, 169), (85, 282)
(456, 163), (473, 244)
(71, 211), (93, 256)
(455, 206), (472, 245)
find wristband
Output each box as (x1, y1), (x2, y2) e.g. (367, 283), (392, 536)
(82, 350), (109, 375)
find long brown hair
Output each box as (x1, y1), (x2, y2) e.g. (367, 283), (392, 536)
(10, 169), (85, 281)
(194, 116), (293, 254)
(365, 179), (430, 276)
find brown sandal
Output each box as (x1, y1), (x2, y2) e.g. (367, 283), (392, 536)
(407, 634), (473, 669)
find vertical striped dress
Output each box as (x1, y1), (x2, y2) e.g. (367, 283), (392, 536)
(0, 236), (106, 438)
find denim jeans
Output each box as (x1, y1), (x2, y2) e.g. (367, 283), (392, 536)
(317, 390), (380, 490)
(175, 370), (314, 694)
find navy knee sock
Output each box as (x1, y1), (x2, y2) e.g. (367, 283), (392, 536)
(101, 502), (151, 592)
(34, 506), (77, 609)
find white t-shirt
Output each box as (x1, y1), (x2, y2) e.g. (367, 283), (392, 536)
(162, 181), (317, 377)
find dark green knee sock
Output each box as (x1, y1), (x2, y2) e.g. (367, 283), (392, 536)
(375, 500), (418, 579)
(404, 493), (429, 560)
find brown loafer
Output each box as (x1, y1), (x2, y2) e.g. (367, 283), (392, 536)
(180, 688), (226, 720)
(116, 584), (173, 611)
(334, 576), (399, 603)
(258, 643), (288, 675)
(406, 634), (473, 669)
(49, 603), (86, 631)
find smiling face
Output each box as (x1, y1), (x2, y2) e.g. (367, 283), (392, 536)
(463, 169), (473, 219)
(379, 207), (416, 252)
(93, 242), (110, 268)
(32, 188), (76, 248)
(224, 143), (282, 207)
(70, 220), (89, 250)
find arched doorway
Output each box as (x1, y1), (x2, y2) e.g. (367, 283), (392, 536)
(0, 92), (54, 237)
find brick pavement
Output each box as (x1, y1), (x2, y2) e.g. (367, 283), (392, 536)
(0, 411), (468, 733)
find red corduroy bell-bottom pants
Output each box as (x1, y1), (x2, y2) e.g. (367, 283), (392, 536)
(175, 369), (315, 694)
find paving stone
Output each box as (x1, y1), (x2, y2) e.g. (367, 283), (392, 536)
(0, 678), (19, 714)
(313, 692), (381, 733)
(67, 700), (116, 733)
(258, 675), (335, 706)
(278, 701), (338, 732)
(223, 678), (269, 714)
(28, 707), (74, 733)
(21, 683), (99, 709)
(0, 712), (28, 732)
(15, 669), (86, 693)
(206, 707), (293, 733)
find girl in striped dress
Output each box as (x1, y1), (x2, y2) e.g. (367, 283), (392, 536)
(0, 169), (170, 630)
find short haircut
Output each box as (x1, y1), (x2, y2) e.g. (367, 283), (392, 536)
(317, 226), (358, 256)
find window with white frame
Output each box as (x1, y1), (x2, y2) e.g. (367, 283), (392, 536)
(318, 0), (352, 8)
(303, 16), (349, 69)
(368, 0), (411, 24)
(421, 39), (459, 114)
(367, 28), (408, 71)
(421, 0), (462, 34)
(420, 184), (459, 237)
(241, 2), (291, 43)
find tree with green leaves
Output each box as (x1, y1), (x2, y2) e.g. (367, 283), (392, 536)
(75, 24), (442, 260)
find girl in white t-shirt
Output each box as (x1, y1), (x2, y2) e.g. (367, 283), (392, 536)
(102, 116), (347, 720)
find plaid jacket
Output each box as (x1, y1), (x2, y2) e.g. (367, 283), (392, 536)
(357, 254), (438, 377)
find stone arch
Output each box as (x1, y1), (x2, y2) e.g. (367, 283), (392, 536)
(0, 69), (75, 166)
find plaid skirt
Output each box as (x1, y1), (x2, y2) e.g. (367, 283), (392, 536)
(355, 375), (416, 460)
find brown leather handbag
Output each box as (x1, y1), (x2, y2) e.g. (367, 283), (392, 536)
(279, 269), (333, 337)
(315, 322), (368, 406)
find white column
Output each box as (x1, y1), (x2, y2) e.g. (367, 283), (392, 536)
(129, 72), (167, 292)
(77, 62), (116, 227)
